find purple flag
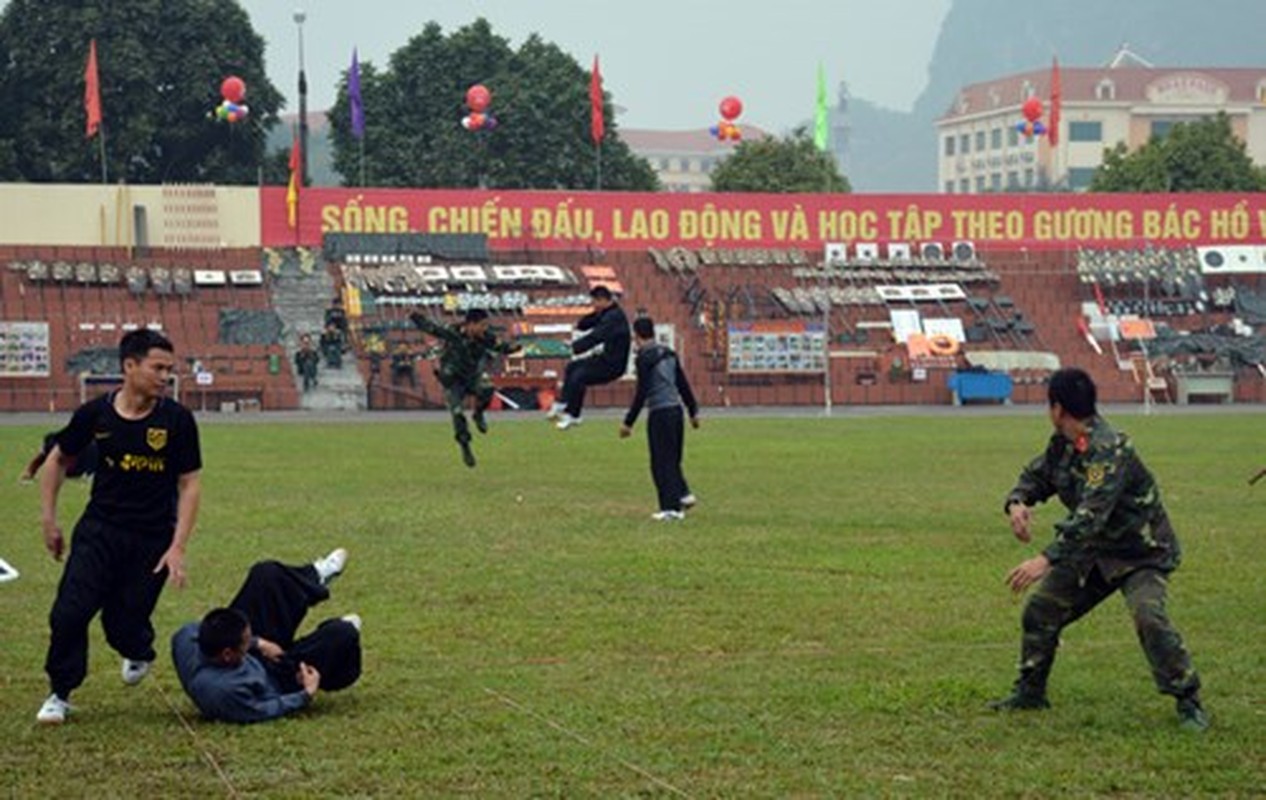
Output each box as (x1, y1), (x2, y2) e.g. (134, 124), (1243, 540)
(349, 48), (365, 139)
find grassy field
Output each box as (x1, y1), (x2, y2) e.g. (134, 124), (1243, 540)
(1, 410), (1263, 798)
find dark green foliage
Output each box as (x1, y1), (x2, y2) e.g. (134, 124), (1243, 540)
(1091, 113), (1266, 192)
(0, 0), (283, 184)
(710, 128), (851, 193)
(326, 19), (657, 190)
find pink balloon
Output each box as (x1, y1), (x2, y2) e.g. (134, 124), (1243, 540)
(719, 96), (743, 121)
(221, 75), (246, 104)
(466, 84), (491, 112)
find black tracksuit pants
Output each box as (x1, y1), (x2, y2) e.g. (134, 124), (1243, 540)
(230, 561), (362, 692)
(562, 359), (624, 417)
(648, 406), (690, 512)
(46, 517), (172, 698)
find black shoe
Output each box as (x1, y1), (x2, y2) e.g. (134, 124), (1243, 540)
(988, 692), (1050, 711)
(1176, 695), (1209, 732)
(459, 441), (476, 468)
(473, 410), (488, 434)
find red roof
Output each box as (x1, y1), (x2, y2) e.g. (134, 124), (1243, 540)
(620, 125), (769, 154)
(942, 67), (1266, 121)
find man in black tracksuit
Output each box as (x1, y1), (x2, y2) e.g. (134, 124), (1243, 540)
(551, 286), (630, 429)
(620, 317), (700, 520)
(37, 328), (203, 725)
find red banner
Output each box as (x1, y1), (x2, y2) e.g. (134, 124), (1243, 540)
(260, 187), (1266, 251)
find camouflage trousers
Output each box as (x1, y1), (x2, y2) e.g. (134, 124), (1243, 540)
(441, 375), (494, 445)
(1013, 563), (1200, 699)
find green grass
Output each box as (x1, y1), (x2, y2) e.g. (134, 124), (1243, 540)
(1, 411), (1263, 797)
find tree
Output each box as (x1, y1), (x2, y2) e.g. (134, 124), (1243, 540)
(1090, 113), (1266, 192)
(326, 19), (657, 191)
(710, 128), (850, 193)
(0, 0), (283, 184)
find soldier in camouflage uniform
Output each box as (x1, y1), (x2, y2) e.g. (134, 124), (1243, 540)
(410, 309), (519, 468)
(992, 368), (1208, 731)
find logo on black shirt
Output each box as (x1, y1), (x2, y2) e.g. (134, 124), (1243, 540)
(147, 428), (168, 451)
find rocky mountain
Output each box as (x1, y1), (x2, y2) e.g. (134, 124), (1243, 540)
(848, 0), (1266, 191)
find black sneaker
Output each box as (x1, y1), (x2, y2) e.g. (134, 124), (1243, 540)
(459, 441), (476, 468)
(473, 410), (488, 434)
(988, 692), (1050, 711)
(1176, 695), (1209, 732)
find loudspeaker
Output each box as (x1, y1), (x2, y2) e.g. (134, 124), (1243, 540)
(855, 242), (879, 261)
(887, 243), (911, 261)
(824, 242), (847, 266)
(921, 242), (945, 260)
(952, 240), (977, 261)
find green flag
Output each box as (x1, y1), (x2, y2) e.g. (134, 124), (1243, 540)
(814, 63), (829, 151)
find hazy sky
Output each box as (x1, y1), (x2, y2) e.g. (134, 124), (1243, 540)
(237, 0), (952, 131)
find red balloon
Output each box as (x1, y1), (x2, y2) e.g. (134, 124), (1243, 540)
(466, 84), (491, 112)
(221, 76), (246, 104)
(1022, 97), (1043, 122)
(719, 96), (743, 121)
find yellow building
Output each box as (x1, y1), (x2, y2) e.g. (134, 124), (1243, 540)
(937, 52), (1266, 194)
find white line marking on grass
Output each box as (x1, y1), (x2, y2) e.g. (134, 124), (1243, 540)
(152, 681), (243, 799)
(485, 687), (694, 799)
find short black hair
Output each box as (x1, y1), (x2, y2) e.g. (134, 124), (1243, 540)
(119, 328), (173, 369)
(590, 285), (613, 301)
(632, 317), (655, 340)
(464, 308), (489, 324)
(198, 608), (249, 659)
(1048, 367), (1097, 419)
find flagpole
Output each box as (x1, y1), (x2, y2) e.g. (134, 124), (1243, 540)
(98, 124), (108, 184)
(595, 141), (602, 191)
(359, 136), (366, 187)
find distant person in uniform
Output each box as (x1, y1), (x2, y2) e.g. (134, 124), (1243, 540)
(548, 286), (630, 430)
(294, 334), (320, 392)
(990, 367), (1208, 732)
(171, 547), (361, 724)
(410, 309), (520, 468)
(36, 328), (202, 725)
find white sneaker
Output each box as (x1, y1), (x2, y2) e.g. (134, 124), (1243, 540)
(314, 547), (348, 585)
(341, 613), (363, 632)
(121, 658), (152, 686)
(556, 414), (582, 431)
(544, 402), (566, 420)
(650, 510), (685, 521)
(680, 494), (698, 509)
(36, 693), (71, 724)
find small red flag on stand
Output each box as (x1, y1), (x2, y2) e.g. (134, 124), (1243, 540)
(589, 55), (604, 145)
(84, 39), (102, 139)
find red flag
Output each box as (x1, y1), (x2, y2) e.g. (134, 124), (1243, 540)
(1048, 56), (1062, 146)
(84, 39), (102, 139)
(589, 55), (604, 145)
(287, 130), (302, 228)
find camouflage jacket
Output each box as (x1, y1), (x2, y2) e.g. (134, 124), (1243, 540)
(410, 313), (515, 387)
(1005, 416), (1181, 579)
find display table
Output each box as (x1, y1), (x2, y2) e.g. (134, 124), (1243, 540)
(1174, 372), (1234, 405)
(947, 370), (1012, 405)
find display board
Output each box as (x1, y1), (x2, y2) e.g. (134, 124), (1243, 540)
(727, 321), (826, 374)
(0, 321), (50, 377)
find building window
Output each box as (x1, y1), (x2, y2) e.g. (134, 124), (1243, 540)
(1024, 168), (1035, 187)
(975, 175), (986, 193)
(1151, 120), (1175, 139)
(1007, 171), (1020, 189)
(1069, 121), (1103, 142)
(990, 173), (1002, 192)
(1068, 168), (1097, 191)
(944, 181), (954, 194)
(1007, 127), (1019, 147)
(945, 136), (956, 156)
(1096, 79), (1115, 101)
(975, 130), (986, 151)
(959, 178), (970, 193)
(991, 128), (1002, 149)
(959, 133), (970, 154)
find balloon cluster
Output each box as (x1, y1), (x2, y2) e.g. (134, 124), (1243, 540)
(214, 75), (249, 124)
(461, 84), (497, 131)
(709, 96), (743, 142)
(1015, 97), (1046, 140)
